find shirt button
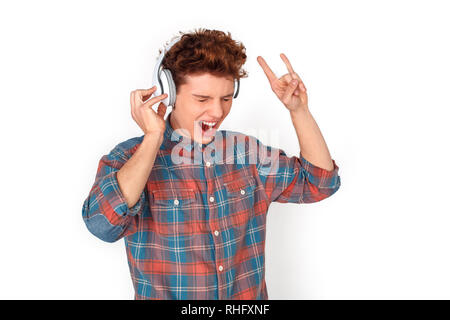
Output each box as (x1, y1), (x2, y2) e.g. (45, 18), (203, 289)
(206, 161), (211, 167)
(209, 196), (215, 203)
(173, 199), (179, 206)
(218, 265), (223, 272)
(240, 189), (245, 195)
(214, 230), (219, 236)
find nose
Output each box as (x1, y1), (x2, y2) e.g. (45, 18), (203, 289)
(207, 99), (224, 119)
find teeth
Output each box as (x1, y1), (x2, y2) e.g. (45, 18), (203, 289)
(200, 121), (217, 127)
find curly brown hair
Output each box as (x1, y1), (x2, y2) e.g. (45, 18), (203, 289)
(159, 28), (248, 93)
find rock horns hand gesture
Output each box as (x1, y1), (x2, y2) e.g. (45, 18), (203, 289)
(257, 53), (308, 112)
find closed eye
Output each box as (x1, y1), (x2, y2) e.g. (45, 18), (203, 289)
(198, 98), (231, 102)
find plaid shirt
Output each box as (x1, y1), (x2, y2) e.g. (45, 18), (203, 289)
(82, 112), (341, 300)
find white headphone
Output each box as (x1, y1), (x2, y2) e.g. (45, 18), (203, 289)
(151, 35), (240, 108)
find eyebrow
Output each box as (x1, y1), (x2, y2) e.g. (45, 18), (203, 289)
(192, 93), (234, 98)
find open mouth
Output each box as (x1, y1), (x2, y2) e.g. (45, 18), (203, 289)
(199, 120), (219, 134)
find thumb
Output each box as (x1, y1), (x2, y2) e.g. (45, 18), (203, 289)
(157, 102), (167, 118)
(282, 79), (298, 102)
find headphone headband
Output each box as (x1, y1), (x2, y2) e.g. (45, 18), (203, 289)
(151, 35), (240, 107)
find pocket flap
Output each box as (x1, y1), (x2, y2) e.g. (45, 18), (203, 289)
(151, 188), (196, 206)
(224, 176), (256, 194)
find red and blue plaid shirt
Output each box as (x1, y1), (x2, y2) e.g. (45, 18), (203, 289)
(82, 112), (341, 299)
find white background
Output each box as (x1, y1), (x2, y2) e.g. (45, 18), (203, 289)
(1, 0), (449, 299)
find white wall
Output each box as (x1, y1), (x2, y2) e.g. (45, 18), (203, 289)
(1, 0), (449, 299)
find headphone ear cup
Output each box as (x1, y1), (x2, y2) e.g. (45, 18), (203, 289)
(162, 69), (176, 107)
(234, 78), (240, 98)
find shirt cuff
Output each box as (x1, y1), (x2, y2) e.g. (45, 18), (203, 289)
(100, 171), (146, 217)
(299, 153), (340, 189)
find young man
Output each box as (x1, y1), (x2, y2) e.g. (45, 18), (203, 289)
(82, 29), (341, 300)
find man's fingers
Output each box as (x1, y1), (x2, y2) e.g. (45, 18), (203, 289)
(282, 79), (298, 103)
(280, 53), (296, 78)
(257, 56), (277, 83)
(135, 86), (158, 102)
(143, 93), (168, 109)
(137, 86), (157, 96)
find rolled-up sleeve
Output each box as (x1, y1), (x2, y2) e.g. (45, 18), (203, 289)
(256, 139), (341, 204)
(82, 140), (147, 242)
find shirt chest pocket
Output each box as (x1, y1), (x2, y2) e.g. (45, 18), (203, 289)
(150, 188), (202, 239)
(223, 176), (257, 237)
